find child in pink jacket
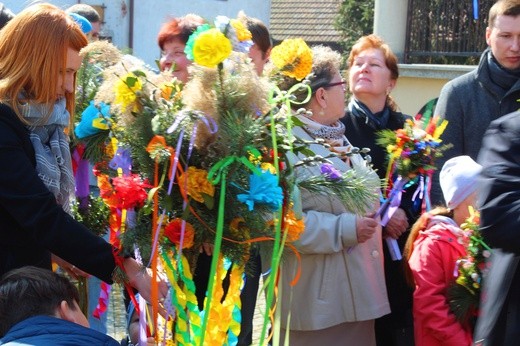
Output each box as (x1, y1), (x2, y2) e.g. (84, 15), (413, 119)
(404, 156), (481, 346)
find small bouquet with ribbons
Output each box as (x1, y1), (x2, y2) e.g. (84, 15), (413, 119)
(448, 207), (491, 330)
(376, 116), (450, 259)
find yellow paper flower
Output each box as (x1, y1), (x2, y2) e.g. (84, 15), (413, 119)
(248, 152), (261, 166)
(193, 28), (232, 68)
(114, 73), (142, 111)
(270, 38), (313, 80)
(230, 19), (252, 41)
(260, 162), (277, 175)
(178, 166), (215, 203)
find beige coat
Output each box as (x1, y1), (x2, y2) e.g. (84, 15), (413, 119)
(275, 126), (390, 332)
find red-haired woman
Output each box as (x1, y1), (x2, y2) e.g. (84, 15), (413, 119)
(341, 34), (416, 345)
(0, 3), (166, 304)
(157, 14), (205, 81)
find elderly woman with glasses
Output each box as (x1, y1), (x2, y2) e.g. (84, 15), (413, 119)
(341, 34), (416, 346)
(272, 45), (389, 345)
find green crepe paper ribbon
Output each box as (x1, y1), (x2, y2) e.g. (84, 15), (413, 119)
(470, 235), (492, 252)
(161, 252), (201, 345)
(199, 154), (262, 345)
(259, 81), (311, 346)
(268, 82), (312, 152)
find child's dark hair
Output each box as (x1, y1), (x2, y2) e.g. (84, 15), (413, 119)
(0, 266), (80, 337)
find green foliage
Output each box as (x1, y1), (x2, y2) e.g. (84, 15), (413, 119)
(71, 195), (110, 236)
(335, 0), (375, 54)
(297, 166), (379, 215)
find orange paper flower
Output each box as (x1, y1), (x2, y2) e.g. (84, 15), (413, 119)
(283, 209), (305, 242)
(178, 166), (215, 203)
(269, 209), (305, 242)
(164, 218), (195, 249)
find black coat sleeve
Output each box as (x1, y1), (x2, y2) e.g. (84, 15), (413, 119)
(478, 111), (520, 255)
(0, 106), (115, 282)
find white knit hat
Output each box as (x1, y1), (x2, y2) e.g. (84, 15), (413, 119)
(440, 155), (482, 209)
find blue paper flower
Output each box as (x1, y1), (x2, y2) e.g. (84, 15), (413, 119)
(320, 163), (342, 180)
(237, 170), (283, 211)
(74, 101), (111, 139)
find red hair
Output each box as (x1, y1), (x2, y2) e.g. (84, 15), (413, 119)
(0, 3), (88, 125)
(347, 34), (400, 110)
(157, 14), (205, 50)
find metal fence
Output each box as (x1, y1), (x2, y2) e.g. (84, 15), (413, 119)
(405, 0), (495, 64)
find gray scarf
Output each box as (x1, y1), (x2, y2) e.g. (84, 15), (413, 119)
(22, 98), (75, 213)
(487, 49), (520, 93)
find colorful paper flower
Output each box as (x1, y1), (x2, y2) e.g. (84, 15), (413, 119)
(320, 163), (342, 180)
(185, 25), (232, 68)
(270, 38), (313, 81)
(75, 101), (111, 139)
(282, 209), (305, 242)
(449, 207), (490, 327)
(377, 116), (449, 178)
(114, 72), (142, 112)
(267, 208), (305, 242)
(109, 147), (132, 175)
(213, 16), (253, 54)
(230, 19), (252, 41)
(260, 162), (277, 175)
(97, 173), (118, 208)
(164, 218), (195, 249)
(111, 174), (150, 209)
(159, 81), (180, 101)
(237, 170), (283, 211)
(178, 166), (215, 203)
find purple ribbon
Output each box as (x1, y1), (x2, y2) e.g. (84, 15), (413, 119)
(72, 148), (90, 209)
(376, 176), (409, 226)
(167, 129), (184, 196)
(166, 111), (218, 196)
(376, 176), (409, 261)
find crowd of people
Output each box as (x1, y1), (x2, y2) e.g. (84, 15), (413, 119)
(0, 1), (519, 345)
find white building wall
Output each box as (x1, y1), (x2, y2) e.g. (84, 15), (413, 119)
(3, 1), (271, 67)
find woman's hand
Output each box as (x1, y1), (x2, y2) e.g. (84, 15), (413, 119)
(122, 257), (169, 317)
(200, 242), (214, 256)
(356, 216), (379, 243)
(384, 207), (409, 239)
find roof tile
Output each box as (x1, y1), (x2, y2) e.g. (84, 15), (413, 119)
(270, 0), (343, 43)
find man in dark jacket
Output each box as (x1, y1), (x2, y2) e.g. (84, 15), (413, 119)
(475, 110), (520, 346)
(0, 266), (120, 345)
(432, 0), (520, 204)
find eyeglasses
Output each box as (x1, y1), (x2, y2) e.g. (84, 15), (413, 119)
(323, 80), (347, 90)
(312, 79), (347, 94)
